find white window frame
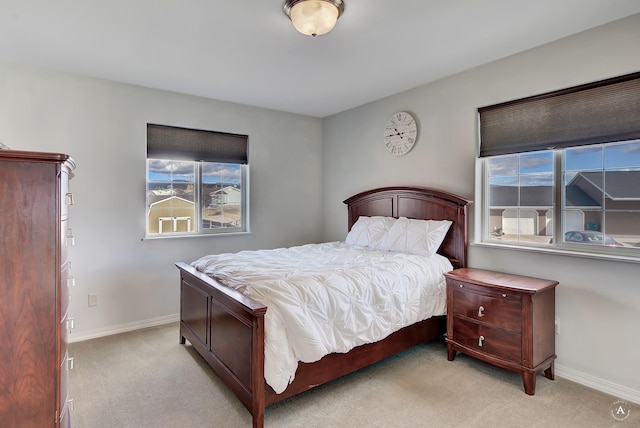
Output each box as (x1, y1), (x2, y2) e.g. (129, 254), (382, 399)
(477, 143), (640, 262)
(145, 160), (249, 239)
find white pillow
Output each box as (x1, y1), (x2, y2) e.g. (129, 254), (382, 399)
(345, 216), (397, 247)
(377, 217), (452, 256)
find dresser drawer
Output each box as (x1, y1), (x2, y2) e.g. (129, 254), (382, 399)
(60, 263), (71, 323)
(61, 219), (68, 265)
(452, 285), (522, 332)
(60, 351), (71, 418)
(60, 311), (74, 366)
(60, 170), (73, 220)
(452, 316), (522, 364)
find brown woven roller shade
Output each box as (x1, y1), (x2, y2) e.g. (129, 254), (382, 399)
(478, 72), (640, 157)
(147, 123), (248, 164)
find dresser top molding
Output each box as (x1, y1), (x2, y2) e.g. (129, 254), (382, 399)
(0, 149), (75, 168)
(444, 268), (558, 294)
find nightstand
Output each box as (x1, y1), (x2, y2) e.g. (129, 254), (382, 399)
(444, 268), (558, 395)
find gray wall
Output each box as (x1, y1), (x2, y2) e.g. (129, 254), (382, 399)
(0, 62), (324, 336)
(322, 14), (640, 402)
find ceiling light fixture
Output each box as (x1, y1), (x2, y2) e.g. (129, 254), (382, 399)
(283, 0), (345, 37)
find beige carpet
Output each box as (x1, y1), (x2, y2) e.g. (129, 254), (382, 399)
(69, 323), (636, 427)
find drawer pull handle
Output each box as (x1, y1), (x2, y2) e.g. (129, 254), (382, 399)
(66, 229), (75, 246)
(459, 284), (464, 288)
(478, 306), (485, 317)
(478, 335), (485, 347)
(502, 293), (507, 298)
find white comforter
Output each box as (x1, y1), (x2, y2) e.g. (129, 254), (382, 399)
(191, 241), (451, 394)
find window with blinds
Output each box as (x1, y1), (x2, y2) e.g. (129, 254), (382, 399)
(479, 72), (640, 257)
(145, 124), (249, 237)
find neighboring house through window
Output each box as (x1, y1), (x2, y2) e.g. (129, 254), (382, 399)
(145, 124), (248, 237)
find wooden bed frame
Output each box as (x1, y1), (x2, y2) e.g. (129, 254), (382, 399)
(176, 186), (471, 428)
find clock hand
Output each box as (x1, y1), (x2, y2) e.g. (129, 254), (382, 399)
(386, 128), (405, 138)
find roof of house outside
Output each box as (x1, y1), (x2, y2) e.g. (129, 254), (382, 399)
(209, 186), (240, 196)
(490, 171), (640, 208)
(568, 171), (640, 200)
(148, 195), (194, 208)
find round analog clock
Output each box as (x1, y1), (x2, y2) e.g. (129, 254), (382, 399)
(384, 111), (418, 156)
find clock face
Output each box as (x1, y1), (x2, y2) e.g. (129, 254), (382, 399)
(384, 111), (418, 156)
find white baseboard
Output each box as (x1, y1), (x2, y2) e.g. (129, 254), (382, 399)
(556, 364), (640, 405)
(68, 313), (180, 343)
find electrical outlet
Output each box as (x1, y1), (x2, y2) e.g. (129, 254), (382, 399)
(88, 293), (98, 307)
(555, 317), (559, 335)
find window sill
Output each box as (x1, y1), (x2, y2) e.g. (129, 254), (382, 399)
(142, 231), (252, 241)
(471, 241), (640, 265)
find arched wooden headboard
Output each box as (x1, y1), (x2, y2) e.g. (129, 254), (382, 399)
(343, 186), (472, 268)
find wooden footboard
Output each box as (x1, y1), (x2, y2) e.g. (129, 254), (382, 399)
(177, 262), (267, 427)
(177, 261), (446, 428)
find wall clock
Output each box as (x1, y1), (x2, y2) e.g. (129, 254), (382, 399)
(384, 111), (418, 156)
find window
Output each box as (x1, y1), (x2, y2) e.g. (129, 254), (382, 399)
(146, 124), (248, 237)
(479, 72), (640, 257)
(484, 141), (640, 253)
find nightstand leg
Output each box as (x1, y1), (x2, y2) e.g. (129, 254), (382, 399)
(447, 344), (457, 361)
(544, 361), (554, 380)
(522, 371), (537, 395)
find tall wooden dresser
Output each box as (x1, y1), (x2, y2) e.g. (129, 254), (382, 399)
(0, 150), (76, 427)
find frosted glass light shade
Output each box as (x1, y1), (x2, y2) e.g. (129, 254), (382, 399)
(285, 0), (344, 37)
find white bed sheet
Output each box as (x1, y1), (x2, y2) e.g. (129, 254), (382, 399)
(191, 241), (451, 394)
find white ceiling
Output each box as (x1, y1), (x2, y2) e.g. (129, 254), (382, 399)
(1, 1), (640, 118)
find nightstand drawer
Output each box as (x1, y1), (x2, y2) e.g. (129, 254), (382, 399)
(452, 286), (522, 332)
(452, 316), (522, 364)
